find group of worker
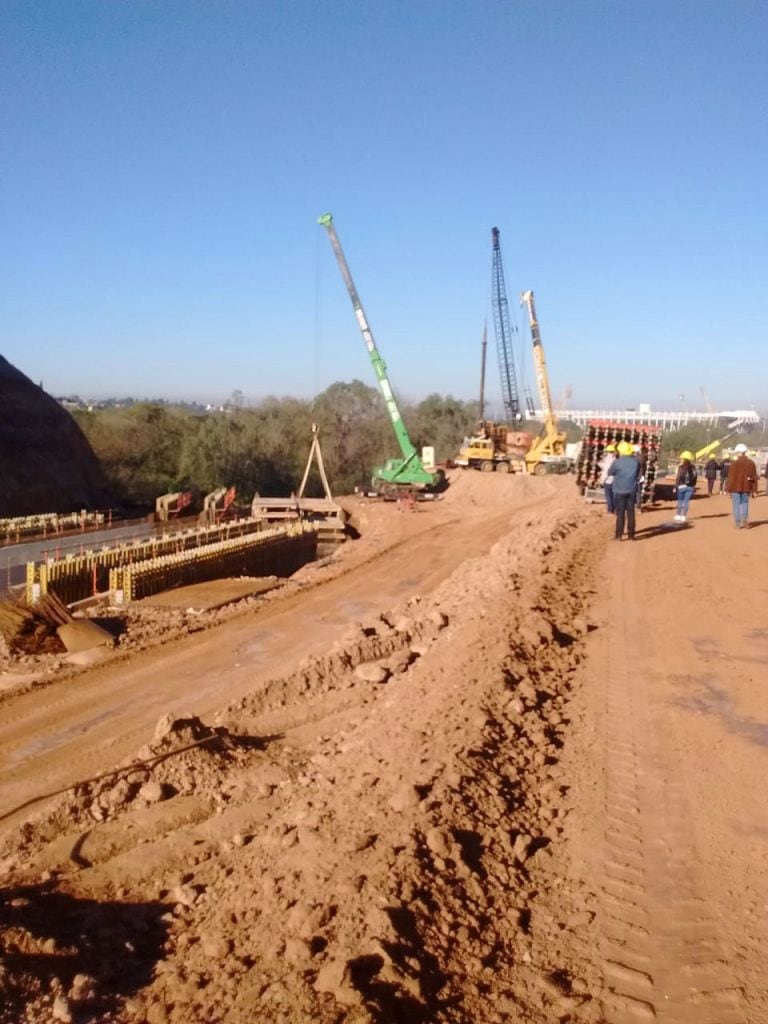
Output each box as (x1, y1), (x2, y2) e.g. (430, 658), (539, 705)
(600, 442), (763, 539)
(677, 444), (763, 528)
(702, 454), (732, 495)
(599, 441), (645, 540)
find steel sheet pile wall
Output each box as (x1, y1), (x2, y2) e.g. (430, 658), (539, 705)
(110, 523), (317, 602)
(27, 518), (270, 605)
(577, 421), (662, 504)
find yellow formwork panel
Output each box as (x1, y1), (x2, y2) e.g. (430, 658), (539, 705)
(121, 523), (316, 602)
(23, 520), (314, 607)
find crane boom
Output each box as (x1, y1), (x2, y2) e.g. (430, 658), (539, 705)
(520, 289), (568, 473)
(694, 430), (737, 460)
(521, 290), (557, 436)
(317, 213), (437, 491)
(491, 227), (522, 422)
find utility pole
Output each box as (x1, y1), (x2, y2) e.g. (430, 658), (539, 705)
(479, 320), (487, 422)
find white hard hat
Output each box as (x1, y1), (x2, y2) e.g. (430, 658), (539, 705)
(735, 443), (748, 453)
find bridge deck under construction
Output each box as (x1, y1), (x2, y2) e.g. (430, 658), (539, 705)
(250, 497), (343, 519)
(251, 497), (347, 548)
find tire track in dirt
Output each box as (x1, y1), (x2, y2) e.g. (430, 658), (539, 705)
(599, 551), (744, 1024)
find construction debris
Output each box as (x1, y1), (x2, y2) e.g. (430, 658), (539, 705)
(0, 590), (114, 656)
(0, 592), (71, 655)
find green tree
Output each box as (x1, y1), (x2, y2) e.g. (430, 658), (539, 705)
(408, 393), (477, 462)
(74, 403), (186, 505)
(312, 380), (393, 492)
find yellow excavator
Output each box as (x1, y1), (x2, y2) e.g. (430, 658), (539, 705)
(520, 290), (569, 474)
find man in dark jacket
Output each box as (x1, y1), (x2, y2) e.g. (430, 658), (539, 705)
(728, 444), (758, 528)
(610, 441), (641, 540)
(704, 456), (719, 496)
(719, 458), (730, 494)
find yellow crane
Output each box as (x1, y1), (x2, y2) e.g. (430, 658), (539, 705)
(520, 290), (568, 474)
(694, 430), (737, 461)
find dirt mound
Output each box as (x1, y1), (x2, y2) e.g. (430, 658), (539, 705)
(0, 356), (110, 516)
(0, 496), (607, 1023)
(2, 470), (768, 1020)
(4, 715), (259, 868)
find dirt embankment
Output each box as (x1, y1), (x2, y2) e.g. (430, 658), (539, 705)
(1, 477), (604, 1023)
(2, 478), (768, 1024)
(0, 356), (110, 517)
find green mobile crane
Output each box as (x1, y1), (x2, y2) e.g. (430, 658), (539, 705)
(318, 213), (444, 494)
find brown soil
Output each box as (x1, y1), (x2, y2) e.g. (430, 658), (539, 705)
(1, 476), (766, 1024)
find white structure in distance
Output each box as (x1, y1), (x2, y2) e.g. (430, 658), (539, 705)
(529, 407), (760, 430)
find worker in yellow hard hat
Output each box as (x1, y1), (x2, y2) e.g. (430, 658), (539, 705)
(632, 444), (646, 510)
(609, 442), (642, 540)
(599, 444), (617, 513)
(674, 451), (697, 523)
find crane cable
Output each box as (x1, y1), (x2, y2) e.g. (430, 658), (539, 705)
(313, 223), (325, 406)
(508, 284), (534, 417)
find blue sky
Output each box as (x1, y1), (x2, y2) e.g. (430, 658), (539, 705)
(2, 0), (766, 412)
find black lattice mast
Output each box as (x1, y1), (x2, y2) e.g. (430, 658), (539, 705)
(491, 227), (522, 422)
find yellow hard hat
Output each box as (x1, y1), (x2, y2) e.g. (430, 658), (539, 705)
(680, 450), (693, 460)
(605, 443), (616, 452)
(617, 441), (633, 456)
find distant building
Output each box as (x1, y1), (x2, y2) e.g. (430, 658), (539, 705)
(531, 408), (760, 430)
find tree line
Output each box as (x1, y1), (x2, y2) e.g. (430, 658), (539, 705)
(72, 383), (766, 509)
(72, 381), (485, 507)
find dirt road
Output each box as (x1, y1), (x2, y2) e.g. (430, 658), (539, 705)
(1, 480), (767, 1024)
(567, 493), (768, 1023)
(0, 474), (562, 827)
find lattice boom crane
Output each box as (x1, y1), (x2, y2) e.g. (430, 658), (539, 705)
(491, 227), (522, 423)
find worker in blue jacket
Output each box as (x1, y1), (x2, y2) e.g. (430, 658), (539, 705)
(609, 441), (641, 541)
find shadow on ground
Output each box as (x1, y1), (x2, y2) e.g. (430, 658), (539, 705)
(674, 676), (768, 750)
(0, 880), (169, 1022)
(632, 522), (693, 542)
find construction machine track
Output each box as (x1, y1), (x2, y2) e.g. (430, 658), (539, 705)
(597, 558), (744, 1023)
